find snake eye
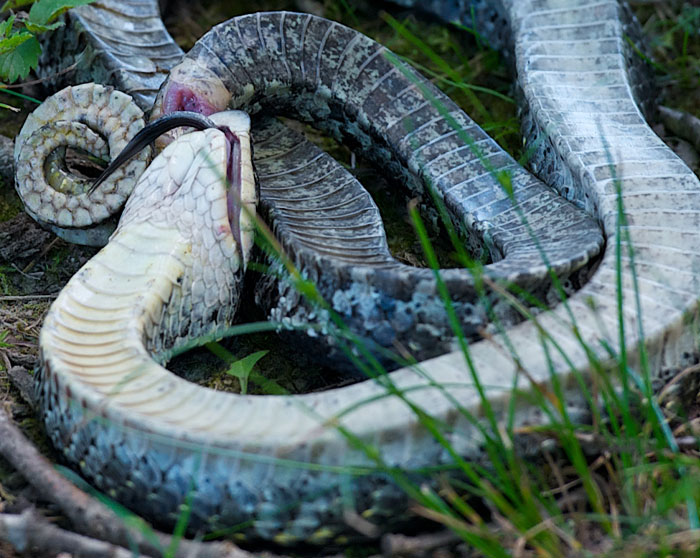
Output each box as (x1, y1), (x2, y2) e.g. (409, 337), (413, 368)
(89, 111), (217, 195)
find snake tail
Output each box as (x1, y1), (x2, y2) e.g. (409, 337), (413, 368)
(14, 83), (151, 246)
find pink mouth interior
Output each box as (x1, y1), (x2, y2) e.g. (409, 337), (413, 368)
(163, 83), (218, 116)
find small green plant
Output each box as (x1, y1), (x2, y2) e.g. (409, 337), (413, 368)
(0, 265), (16, 295)
(0, 329), (12, 348)
(0, 0), (94, 83)
(205, 341), (269, 395)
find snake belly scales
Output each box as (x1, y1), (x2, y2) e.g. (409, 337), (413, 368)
(11, 0), (700, 545)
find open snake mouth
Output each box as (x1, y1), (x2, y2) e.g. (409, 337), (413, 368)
(162, 82), (220, 116)
(90, 111), (248, 245)
(151, 61), (232, 123)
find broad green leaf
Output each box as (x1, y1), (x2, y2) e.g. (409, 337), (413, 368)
(0, 15), (15, 38)
(24, 19), (64, 33)
(0, 30), (31, 54)
(28, 0), (95, 26)
(0, 0), (34, 12)
(0, 34), (39, 82)
(225, 350), (269, 394)
(205, 342), (270, 394)
(201, 343), (271, 396)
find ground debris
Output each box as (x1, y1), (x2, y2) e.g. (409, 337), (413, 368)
(0, 214), (53, 265)
(7, 367), (35, 408)
(0, 213), (97, 297)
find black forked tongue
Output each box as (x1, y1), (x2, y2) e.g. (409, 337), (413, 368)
(88, 111), (217, 195)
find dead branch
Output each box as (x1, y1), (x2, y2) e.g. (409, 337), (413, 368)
(0, 508), (152, 558)
(7, 366), (35, 408)
(0, 61), (79, 90)
(0, 405), (267, 558)
(659, 105), (700, 153)
(382, 530), (460, 556)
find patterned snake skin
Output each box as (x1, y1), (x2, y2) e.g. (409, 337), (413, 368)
(16, 0), (700, 545)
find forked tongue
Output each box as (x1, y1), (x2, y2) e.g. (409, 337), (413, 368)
(89, 110), (247, 252)
(89, 112), (216, 195)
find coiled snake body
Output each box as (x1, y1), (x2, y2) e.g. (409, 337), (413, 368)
(14, 0), (700, 545)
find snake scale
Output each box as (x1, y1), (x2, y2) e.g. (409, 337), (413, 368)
(12, 0), (700, 545)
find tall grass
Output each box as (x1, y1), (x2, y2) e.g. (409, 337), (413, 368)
(324, 4), (700, 556)
(240, 3), (700, 555)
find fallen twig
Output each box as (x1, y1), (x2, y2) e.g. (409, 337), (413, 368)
(0, 508), (152, 558)
(0, 405), (266, 558)
(381, 530), (460, 556)
(7, 366), (36, 408)
(0, 294), (58, 302)
(21, 236), (61, 274)
(659, 105), (700, 153)
(0, 61), (80, 90)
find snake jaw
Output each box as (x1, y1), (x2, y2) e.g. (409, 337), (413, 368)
(210, 111), (256, 269)
(152, 61), (232, 149)
(162, 84), (219, 115)
(116, 110), (256, 272)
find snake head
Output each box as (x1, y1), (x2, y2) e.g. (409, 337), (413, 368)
(152, 61), (232, 149)
(118, 110), (257, 271)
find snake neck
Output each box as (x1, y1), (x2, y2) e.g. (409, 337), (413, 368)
(38, 220), (239, 414)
